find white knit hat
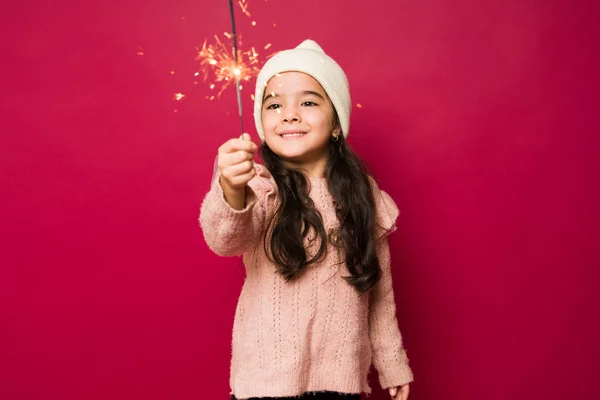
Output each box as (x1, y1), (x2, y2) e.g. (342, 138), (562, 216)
(253, 39), (351, 141)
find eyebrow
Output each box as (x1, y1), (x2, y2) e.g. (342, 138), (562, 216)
(263, 90), (326, 102)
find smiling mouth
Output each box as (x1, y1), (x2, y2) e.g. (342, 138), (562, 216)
(279, 132), (307, 138)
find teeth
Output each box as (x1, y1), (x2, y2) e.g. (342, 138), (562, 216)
(281, 132), (305, 137)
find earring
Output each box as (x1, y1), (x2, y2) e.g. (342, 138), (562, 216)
(331, 133), (340, 142)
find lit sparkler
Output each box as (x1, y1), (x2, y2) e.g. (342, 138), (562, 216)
(195, 37), (276, 99)
(196, 34), (261, 98)
(189, 0), (283, 116)
(228, 0), (244, 134)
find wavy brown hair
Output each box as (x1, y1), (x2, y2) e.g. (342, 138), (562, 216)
(259, 134), (381, 294)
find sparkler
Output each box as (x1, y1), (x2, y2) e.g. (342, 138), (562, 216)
(194, 0), (274, 127)
(228, 0), (244, 134)
(192, 0), (285, 121)
(136, 1), (288, 118)
(196, 35), (261, 97)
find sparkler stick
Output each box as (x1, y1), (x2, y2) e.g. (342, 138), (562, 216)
(228, 0), (244, 135)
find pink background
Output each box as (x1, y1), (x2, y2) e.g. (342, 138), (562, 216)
(1, 0), (598, 399)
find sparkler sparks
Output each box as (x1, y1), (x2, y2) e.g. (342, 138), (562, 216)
(238, 0), (251, 17)
(157, 0), (281, 108)
(196, 34), (261, 98)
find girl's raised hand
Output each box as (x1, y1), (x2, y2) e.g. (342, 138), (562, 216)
(389, 384), (409, 400)
(217, 133), (257, 191)
(217, 133), (258, 210)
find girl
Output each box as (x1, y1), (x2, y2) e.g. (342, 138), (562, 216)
(200, 40), (414, 400)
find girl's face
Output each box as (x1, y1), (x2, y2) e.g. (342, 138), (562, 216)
(261, 72), (339, 175)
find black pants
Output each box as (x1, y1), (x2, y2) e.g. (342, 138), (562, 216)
(231, 391), (361, 400)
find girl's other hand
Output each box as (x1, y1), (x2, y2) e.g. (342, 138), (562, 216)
(389, 384), (409, 400)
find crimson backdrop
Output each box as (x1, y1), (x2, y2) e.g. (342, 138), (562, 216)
(1, 0), (598, 399)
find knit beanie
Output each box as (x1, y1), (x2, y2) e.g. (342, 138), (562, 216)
(253, 39), (351, 141)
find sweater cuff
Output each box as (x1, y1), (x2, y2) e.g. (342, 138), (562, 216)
(378, 360), (414, 389)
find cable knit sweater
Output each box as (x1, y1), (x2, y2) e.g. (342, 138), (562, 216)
(199, 163), (414, 399)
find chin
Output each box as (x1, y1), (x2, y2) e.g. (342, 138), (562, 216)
(269, 142), (306, 157)
(275, 150), (309, 162)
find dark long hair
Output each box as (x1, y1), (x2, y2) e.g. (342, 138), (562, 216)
(259, 134), (381, 294)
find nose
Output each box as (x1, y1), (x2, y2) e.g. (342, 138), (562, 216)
(281, 106), (301, 124)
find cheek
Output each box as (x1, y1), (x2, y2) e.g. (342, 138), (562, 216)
(261, 112), (275, 130)
(308, 112), (333, 130)
(262, 112), (279, 126)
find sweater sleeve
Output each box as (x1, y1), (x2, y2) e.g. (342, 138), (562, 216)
(198, 162), (276, 257)
(368, 185), (414, 389)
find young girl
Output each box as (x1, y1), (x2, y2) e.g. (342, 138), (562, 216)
(200, 40), (414, 400)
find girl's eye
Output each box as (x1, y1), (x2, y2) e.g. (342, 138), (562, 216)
(266, 103), (281, 110)
(302, 101), (317, 106)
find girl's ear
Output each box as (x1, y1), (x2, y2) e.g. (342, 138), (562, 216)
(332, 125), (342, 141)
(331, 111), (342, 136)
(333, 122), (342, 136)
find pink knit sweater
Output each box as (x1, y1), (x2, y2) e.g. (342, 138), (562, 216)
(199, 163), (414, 399)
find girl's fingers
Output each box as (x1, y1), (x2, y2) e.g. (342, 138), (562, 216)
(218, 150), (254, 171)
(226, 166), (256, 187)
(229, 160), (255, 176)
(219, 136), (257, 154)
(400, 384), (410, 400)
(215, 133), (257, 188)
(222, 160), (255, 183)
(390, 385), (410, 400)
(231, 149), (255, 164)
(236, 137), (257, 152)
(235, 133), (257, 152)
